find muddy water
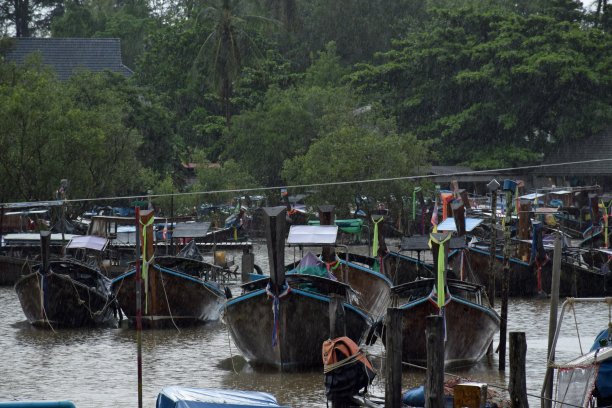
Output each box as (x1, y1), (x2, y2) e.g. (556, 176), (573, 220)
(0, 241), (608, 407)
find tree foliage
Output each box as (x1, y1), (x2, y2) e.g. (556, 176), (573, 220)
(351, 6), (612, 168)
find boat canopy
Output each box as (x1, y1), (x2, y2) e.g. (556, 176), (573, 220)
(436, 217), (483, 232)
(156, 386), (288, 408)
(287, 225), (338, 245)
(66, 235), (108, 252)
(172, 222), (211, 239)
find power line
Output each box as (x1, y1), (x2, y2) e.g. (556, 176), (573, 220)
(1, 157), (611, 207)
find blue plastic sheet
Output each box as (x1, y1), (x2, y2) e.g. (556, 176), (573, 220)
(156, 387), (288, 408)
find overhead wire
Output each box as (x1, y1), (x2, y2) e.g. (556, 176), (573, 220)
(1, 157), (611, 207)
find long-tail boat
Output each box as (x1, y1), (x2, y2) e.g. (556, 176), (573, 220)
(391, 230), (500, 368)
(14, 231), (118, 328)
(111, 211), (227, 328)
(223, 207), (372, 370)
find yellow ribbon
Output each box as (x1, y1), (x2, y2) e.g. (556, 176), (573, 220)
(140, 216), (155, 313)
(430, 233), (451, 309)
(372, 216), (384, 257)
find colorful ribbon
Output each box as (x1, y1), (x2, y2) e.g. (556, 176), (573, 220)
(430, 233), (451, 310)
(602, 200), (611, 249)
(372, 216), (384, 257)
(266, 282), (291, 347)
(140, 215), (155, 313)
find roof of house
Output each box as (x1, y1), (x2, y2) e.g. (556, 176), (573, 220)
(4, 37), (133, 81)
(536, 127), (612, 176)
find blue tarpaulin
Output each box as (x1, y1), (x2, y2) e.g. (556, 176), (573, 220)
(156, 387), (289, 408)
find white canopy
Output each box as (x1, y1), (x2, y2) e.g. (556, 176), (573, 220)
(287, 225), (338, 245)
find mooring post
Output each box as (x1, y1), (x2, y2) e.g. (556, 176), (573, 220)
(499, 180), (516, 372)
(140, 209), (155, 325)
(134, 207), (143, 408)
(241, 248), (254, 283)
(425, 315), (444, 408)
(329, 294), (346, 339)
(385, 307), (402, 408)
(487, 179), (500, 307)
(509, 332), (528, 408)
(543, 233), (562, 408)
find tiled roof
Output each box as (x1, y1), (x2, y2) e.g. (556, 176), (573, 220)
(4, 37), (133, 81)
(536, 127), (612, 176)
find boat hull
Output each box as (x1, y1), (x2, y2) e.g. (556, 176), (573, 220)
(224, 288), (371, 369)
(15, 271), (116, 328)
(460, 247), (610, 297)
(399, 296), (500, 368)
(112, 266), (226, 328)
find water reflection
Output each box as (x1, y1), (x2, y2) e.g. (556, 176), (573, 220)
(1, 242), (612, 407)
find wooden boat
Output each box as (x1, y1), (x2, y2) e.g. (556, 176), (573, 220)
(156, 386), (288, 407)
(387, 207), (500, 368)
(14, 232), (118, 328)
(111, 212), (228, 328)
(392, 276), (500, 368)
(224, 207), (372, 370)
(541, 298), (612, 407)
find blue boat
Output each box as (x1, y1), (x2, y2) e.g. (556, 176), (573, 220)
(156, 386), (288, 408)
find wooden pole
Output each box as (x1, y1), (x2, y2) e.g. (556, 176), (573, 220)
(451, 201), (466, 237)
(488, 189), (497, 307)
(425, 315), (444, 408)
(329, 294), (346, 339)
(385, 308), (403, 408)
(509, 332), (528, 408)
(140, 209), (155, 325)
(241, 249), (254, 283)
(134, 207), (143, 408)
(500, 186), (514, 372)
(518, 200), (531, 261)
(319, 205), (336, 263)
(543, 233), (562, 408)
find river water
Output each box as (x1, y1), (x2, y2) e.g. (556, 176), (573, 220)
(1, 241), (609, 407)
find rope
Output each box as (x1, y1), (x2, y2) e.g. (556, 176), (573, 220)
(226, 324), (238, 374)
(323, 351), (366, 374)
(158, 267), (180, 332)
(402, 361), (584, 407)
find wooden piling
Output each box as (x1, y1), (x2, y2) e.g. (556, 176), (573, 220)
(499, 187), (514, 372)
(134, 207), (143, 408)
(241, 249), (254, 283)
(509, 332), (528, 408)
(425, 315), (444, 408)
(488, 189), (497, 307)
(543, 233), (563, 408)
(385, 308), (403, 408)
(140, 210), (155, 323)
(329, 294), (346, 339)
(319, 205), (336, 263)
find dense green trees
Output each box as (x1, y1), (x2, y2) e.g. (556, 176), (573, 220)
(0, 0), (610, 205)
(351, 6), (612, 168)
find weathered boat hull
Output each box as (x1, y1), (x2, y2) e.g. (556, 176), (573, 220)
(111, 265), (226, 328)
(399, 296), (499, 368)
(15, 267), (116, 328)
(457, 247), (610, 297)
(224, 288), (371, 369)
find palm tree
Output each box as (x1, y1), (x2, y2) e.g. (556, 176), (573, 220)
(194, 0), (276, 127)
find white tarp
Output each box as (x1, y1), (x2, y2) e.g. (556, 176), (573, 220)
(436, 217), (483, 232)
(287, 225), (338, 245)
(519, 193), (545, 200)
(66, 235), (108, 251)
